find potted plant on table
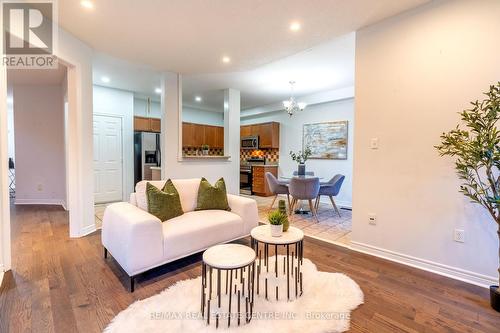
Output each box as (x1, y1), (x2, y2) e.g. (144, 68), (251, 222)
(290, 146), (312, 176)
(435, 82), (500, 312)
(268, 210), (287, 237)
(201, 144), (209, 155)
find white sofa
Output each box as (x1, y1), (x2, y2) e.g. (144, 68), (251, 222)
(101, 178), (258, 291)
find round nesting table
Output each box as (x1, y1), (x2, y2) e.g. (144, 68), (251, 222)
(201, 244), (256, 328)
(250, 225), (304, 301)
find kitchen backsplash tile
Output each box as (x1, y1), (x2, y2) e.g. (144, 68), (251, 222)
(240, 148), (279, 163)
(183, 147), (224, 156)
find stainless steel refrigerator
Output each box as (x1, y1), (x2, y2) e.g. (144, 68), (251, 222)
(134, 132), (161, 185)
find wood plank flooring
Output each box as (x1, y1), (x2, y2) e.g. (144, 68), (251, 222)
(1, 204), (499, 332)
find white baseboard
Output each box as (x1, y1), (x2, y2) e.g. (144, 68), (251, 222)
(80, 224), (96, 237)
(350, 241), (497, 288)
(15, 198), (66, 206)
(318, 197), (352, 209)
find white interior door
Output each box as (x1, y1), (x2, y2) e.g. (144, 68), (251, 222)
(93, 115), (123, 203)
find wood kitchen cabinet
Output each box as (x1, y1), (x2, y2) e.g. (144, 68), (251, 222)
(252, 165), (278, 196)
(240, 122), (280, 149)
(134, 116), (161, 133)
(215, 126), (224, 148)
(150, 118), (161, 132)
(182, 122), (224, 149)
(240, 125), (252, 137)
(182, 122), (196, 147)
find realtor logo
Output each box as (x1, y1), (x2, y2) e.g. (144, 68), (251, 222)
(2, 0), (58, 68)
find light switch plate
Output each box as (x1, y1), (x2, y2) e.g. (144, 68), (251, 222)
(370, 138), (379, 149)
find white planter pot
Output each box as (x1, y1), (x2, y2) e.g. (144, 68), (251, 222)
(270, 224), (283, 237)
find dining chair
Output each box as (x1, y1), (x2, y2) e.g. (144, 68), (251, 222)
(265, 172), (291, 209)
(289, 177), (320, 222)
(292, 171), (315, 176)
(315, 174), (345, 217)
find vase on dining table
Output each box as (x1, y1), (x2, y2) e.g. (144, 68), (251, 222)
(298, 164), (306, 176)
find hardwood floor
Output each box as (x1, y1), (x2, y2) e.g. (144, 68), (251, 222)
(1, 204), (499, 332)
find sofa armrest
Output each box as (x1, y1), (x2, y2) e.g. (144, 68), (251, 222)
(102, 202), (163, 276)
(227, 194), (259, 235)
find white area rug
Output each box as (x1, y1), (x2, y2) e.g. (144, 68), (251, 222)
(104, 257), (364, 333)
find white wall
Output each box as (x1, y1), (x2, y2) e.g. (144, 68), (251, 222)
(161, 73), (240, 194)
(13, 85), (66, 205)
(353, 0), (500, 287)
(182, 106), (224, 126)
(242, 98), (354, 207)
(7, 95), (14, 161)
(93, 85), (134, 200)
(134, 97), (161, 119)
(133, 98), (224, 126)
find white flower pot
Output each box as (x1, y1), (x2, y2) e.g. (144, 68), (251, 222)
(270, 224), (283, 237)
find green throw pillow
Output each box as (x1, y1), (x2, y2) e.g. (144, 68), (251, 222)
(195, 177), (231, 211)
(146, 180), (184, 222)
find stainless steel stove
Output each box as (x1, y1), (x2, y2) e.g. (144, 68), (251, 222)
(240, 157), (266, 193)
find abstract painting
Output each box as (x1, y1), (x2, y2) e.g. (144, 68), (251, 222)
(303, 121), (348, 159)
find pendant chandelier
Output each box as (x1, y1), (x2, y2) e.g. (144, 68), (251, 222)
(283, 81), (307, 117)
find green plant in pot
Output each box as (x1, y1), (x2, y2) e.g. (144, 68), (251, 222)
(290, 146), (312, 176)
(268, 210), (287, 237)
(201, 144), (209, 155)
(435, 82), (500, 312)
(278, 199), (289, 231)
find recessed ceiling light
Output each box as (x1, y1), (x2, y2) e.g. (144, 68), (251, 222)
(222, 56), (231, 64)
(80, 1), (94, 9)
(195, 96), (202, 102)
(290, 22), (301, 31)
(101, 76), (110, 83)
(155, 88), (162, 94)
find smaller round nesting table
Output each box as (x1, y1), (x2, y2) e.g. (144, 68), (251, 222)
(201, 244), (256, 328)
(250, 225), (304, 301)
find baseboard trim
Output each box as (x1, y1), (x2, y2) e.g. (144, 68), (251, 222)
(80, 224), (97, 237)
(350, 241), (497, 288)
(318, 197), (352, 209)
(15, 198), (66, 206)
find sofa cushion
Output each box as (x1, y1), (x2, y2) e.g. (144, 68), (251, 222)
(146, 181), (183, 222)
(170, 178), (201, 212)
(136, 180), (166, 211)
(195, 177), (231, 211)
(135, 178), (201, 212)
(161, 210), (244, 260)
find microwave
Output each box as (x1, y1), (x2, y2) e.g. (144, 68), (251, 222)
(241, 136), (259, 149)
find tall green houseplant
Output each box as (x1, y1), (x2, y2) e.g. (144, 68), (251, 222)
(435, 82), (500, 311)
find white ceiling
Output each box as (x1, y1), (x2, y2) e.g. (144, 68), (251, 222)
(93, 32), (355, 110)
(87, 0), (430, 110)
(60, 0), (430, 74)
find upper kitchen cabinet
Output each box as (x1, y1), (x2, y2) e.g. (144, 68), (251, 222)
(240, 125), (252, 138)
(134, 96), (162, 132)
(181, 85), (225, 155)
(240, 122), (280, 149)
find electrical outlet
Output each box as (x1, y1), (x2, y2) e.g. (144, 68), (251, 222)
(454, 229), (465, 243)
(37, 184), (43, 192)
(370, 138), (379, 149)
(368, 213), (377, 225)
